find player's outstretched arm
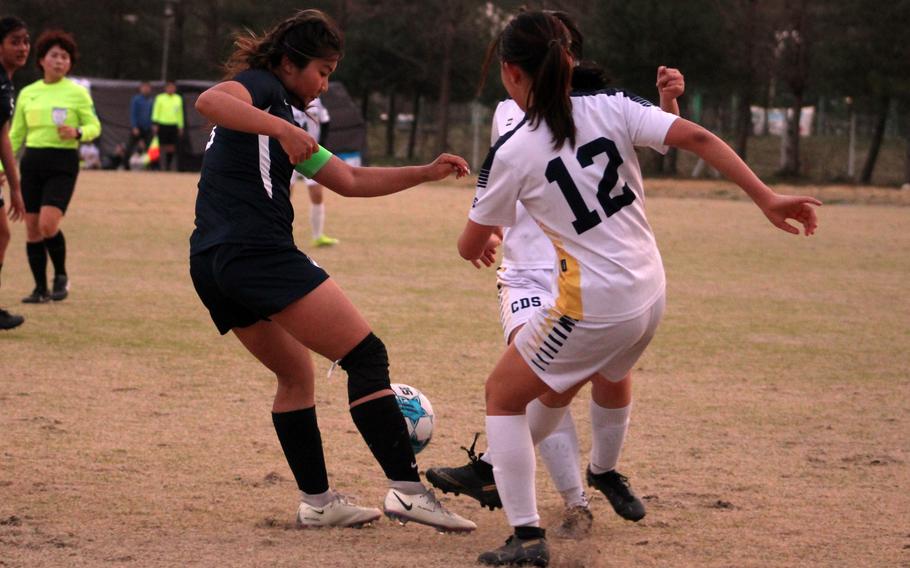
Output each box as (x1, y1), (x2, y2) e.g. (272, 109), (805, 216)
(664, 118), (821, 236)
(195, 81), (317, 163)
(313, 153), (470, 198)
(458, 220), (498, 264)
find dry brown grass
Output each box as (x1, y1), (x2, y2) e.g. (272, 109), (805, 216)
(1, 172), (908, 567)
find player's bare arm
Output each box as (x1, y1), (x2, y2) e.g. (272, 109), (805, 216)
(458, 219), (497, 263)
(195, 81), (317, 163)
(313, 153), (469, 198)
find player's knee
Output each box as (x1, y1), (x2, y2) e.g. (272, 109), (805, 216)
(39, 221), (58, 239)
(339, 332), (391, 404)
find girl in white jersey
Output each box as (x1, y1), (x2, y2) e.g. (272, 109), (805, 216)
(290, 97), (339, 247)
(460, 11), (820, 567)
(428, 63), (684, 539)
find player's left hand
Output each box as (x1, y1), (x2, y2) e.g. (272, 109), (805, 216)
(657, 66), (685, 101)
(425, 154), (470, 181)
(7, 188), (24, 222)
(470, 232), (501, 269)
(761, 193), (822, 236)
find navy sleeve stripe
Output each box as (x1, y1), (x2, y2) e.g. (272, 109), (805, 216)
(477, 116), (528, 190)
(571, 88), (655, 107)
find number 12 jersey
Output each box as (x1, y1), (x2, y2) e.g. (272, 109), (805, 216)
(470, 90), (678, 323)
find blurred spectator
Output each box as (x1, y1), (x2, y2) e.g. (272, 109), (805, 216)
(125, 81), (152, 170)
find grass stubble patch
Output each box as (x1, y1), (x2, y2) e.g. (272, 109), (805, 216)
(1, 171), (908, 567)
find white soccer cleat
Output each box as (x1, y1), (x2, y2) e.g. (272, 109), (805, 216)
(383, 488), (477, 533)
(296, 491), (382, 528)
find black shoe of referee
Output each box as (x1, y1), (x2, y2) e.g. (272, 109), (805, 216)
(586, 467), (646, 521)
(0, 308), (24, 330)
(51, 274), (69, 301)
(22, 288), (50, 304)
(426, 434), (502, 510)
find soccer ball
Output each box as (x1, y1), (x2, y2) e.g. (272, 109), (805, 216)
(391, 383), (434, 454)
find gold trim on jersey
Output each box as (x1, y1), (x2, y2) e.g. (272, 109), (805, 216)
(539, 225), (584, 320)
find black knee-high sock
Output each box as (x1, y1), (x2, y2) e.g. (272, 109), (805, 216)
(349, 396), (420, 482)
(26, 242), (48, 292)
(272, 406), (330, 495)
(44, 231), (66, 277)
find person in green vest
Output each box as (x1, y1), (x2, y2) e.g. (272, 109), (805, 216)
(9, 29), (100, 303)
(151, 80), (183, 171)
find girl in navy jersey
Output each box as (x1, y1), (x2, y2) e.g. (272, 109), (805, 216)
(191, 9), (474, 532)
(460, 11), (820, 566)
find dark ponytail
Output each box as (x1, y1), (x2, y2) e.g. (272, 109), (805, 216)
(482, 11), (576, 150)
(224, 9), (343, 79)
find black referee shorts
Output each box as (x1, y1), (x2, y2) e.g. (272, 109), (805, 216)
(190, 243), (330, 335)
(156, 124), (179, 146)
(21, 147), (80, 214)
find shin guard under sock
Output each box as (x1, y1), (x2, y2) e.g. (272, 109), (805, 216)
(272, 407), (330, 495)
(26, 241), (48, 292)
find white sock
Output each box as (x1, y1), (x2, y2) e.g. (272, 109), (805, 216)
(310, 203), (325, 238)
(486, 414), (539, 527)
(589, 401), (632, 475)
(536, 408), (586, 508)
(301, 489), (333, 507)
(390, 480), (425, 495)
(526, 398), (569, 445)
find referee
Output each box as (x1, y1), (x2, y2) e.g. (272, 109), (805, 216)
(10, 29), (100, 303)
(151, 80), (183, 171)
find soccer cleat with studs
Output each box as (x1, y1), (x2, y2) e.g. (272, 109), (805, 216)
(0, 308), (25, 330)
(22, 288), (50, 304)
(383, 487), (476, 533)
(312, 234), (340, 247)
(586, 467), (646, 522)
(478, 531), (549, 567)
(296, 491), (382, 528)
(51, 274), (69, 301)
(425, 434), (502, 511)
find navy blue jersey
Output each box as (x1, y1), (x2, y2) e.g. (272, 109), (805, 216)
(0, 66), (14, 127)
(190, 69), (300, 255)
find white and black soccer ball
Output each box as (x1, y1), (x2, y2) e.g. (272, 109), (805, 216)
(391, 383), (434, 454)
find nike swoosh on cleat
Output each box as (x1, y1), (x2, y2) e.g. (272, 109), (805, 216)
(311, 509), (324, 514)
(392, 492), (413, 511)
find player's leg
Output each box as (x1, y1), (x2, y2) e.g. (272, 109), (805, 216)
(585, 294), (664, 522)
(269, 278), (475, 531)
(37, 204), (68, 301)
(22, 211), (48, 303)
(479, 344), (556, 566)
(307, 182), (338, 247)
(533, 381), (592, 539)
(233, 319), (382, 528)
(0, 205), (24, 330)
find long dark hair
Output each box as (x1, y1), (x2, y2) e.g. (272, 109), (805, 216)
(481, 11), (576, 149)
(544, 10), (609, 91)
(224, 9), (343, 79)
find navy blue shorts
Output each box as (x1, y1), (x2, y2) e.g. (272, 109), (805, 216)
(190, 243), (329, 335)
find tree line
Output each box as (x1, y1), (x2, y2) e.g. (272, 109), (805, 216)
(4, 0), (909, 186)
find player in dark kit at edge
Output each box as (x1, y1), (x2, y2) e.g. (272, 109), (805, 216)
(190, 9), (475, 531)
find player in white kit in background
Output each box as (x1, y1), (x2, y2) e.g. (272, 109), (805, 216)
(291, 97), (339, 247)
(427, 10), (685, 540)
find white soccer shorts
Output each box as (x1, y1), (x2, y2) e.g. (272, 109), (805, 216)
(513, 292), (665, 393)
(496, 267), (555, 344)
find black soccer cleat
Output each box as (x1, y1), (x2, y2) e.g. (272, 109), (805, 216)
(425, 434), (502, 511)
(586, 467), (646, 522)
(22, 288), (50, 304)
(478, 531), (549, 567)
(51, 274), (69, 301)
(0, 308), (25, 330)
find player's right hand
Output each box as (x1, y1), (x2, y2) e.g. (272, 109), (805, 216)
(657, 66), (685, 101)
(470, 232), (501, 269)
(760, 192), (822, 236)
(8, 189), (24, 222)
(279, 122), (318, 164)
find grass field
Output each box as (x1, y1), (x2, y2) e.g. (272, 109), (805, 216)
(1, 171), (908, 567)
